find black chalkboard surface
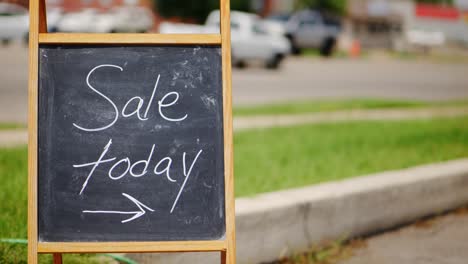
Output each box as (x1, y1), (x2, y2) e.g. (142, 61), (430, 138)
(38, 45), (225, 242)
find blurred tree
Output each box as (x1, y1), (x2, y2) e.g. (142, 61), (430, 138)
(294, 0), (347, 15)
(154, 0), (217, 23)
(154, 0), (250, 23)
(231, 0), (251, 11)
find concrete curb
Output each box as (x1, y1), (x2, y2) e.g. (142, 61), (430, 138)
(234, 107), (468, 131)
(128, 159), (468, 264)
(0, 130), (27, 148)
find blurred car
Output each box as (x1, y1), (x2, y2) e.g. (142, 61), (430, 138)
(57, 7), (153, 33)
(0, 3), (29, 45)
(57, 9), (100, 33)
(102, 7), (153, 33)
(159, 10), (290, 69)
(158, 22), (206, 34)
(46, 8), (64, 32)
(265, 13), (290, 36)
(281, 9), (342, 56)
(206, 10), (291, 69)
(0, 3), (63, 45)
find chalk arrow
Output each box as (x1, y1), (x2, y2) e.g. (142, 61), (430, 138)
(82, 193), (154, 223)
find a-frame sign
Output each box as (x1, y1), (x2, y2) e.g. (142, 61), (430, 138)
(28, 0), (235, 263)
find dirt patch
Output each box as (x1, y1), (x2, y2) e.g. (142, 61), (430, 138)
(270, 238), (367, 264)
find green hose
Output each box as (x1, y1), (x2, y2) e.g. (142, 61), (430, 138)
(0, 238), (139, 264)
(102, 253), (139, 264)
(0, 238), (28, 244)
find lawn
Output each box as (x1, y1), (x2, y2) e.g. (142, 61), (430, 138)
(233, 98), (468, 117)
(1, 116), (468, 261)
(0, 148), (113, 263)
(0, 123), (25, 130)
(234, 116), (468, 196)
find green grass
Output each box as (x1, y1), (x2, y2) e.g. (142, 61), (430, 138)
(233, 98), (468, 117)
(1, 117), (468, 261)
(302, 48), (349, 59)
(0, 148), (27, 239)
(0, 148), (111, 263)
(235, 116), (468, 196)
(0, 123), (25, 130)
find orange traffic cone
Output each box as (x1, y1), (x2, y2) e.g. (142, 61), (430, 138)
(350, 40), (361, 58)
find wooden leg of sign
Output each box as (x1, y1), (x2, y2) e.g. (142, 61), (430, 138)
(220, 0), (236, 262)
(27, 0), (41, 263)
(221, 250), (227, 264)
(221, 249), (235, 264)
(39, 0), (48, 33)
(221, 249), (236, 264)
(53, 253), (63, 264)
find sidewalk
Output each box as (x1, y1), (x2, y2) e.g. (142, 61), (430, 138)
(340, 208), (468, 264)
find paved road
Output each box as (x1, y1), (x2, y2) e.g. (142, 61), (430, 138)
(1, 44), (468, 123)
(232, 57), (468, 105)
(340, 209), (468, 264)
(0, 44), (28, 123)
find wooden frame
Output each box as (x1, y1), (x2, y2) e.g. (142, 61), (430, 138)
(28, 0), (235, 263)
(39, 33), (222, 44)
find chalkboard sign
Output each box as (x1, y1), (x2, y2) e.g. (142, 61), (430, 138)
(38, 45), (225, 242)
(29, 1), (234, 263)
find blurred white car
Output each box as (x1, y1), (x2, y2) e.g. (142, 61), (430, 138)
(262, 16), (287, 37)
(107, 7), (153, 33)
(47, 8), (65, 32)
(207, 10), (290, 69)
(160, 10), (290, 69)
(57, 7), (153, 33)
(0, 3), (29, 44)
(57, 9), (105, 33)
(159, 22), (206, 34)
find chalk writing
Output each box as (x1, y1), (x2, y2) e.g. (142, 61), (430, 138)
(83, 193), (154, 223)
(72, 64), (205, 222)
(73, 65), (188, 133)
